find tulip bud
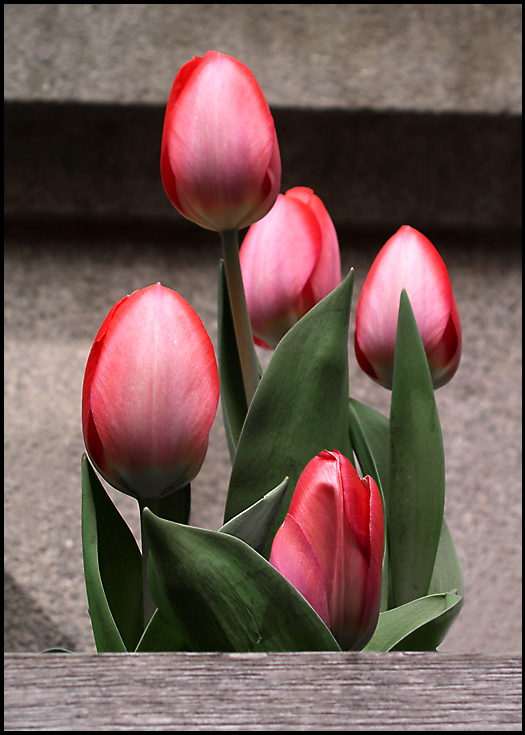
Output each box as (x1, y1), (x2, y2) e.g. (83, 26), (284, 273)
(161, 50), (281, 232)
(355, 225), (462, 389)
(270, 450), (384, 650)
(82, 283), (220, 501)
(240, 187), (342, 348)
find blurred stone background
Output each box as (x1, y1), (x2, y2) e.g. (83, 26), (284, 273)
(4, 4), (522, 653)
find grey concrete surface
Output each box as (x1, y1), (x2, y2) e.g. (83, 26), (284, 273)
(5, 4), (522, 230)
(4, 4), (522, 654)
(5, 4), (522, 113)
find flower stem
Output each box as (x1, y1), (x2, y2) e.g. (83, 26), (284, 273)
(220, 228), (260, 406)
(139, 497), (159, 628)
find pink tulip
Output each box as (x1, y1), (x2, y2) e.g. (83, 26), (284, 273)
(355, 225), (462, 389)
(161, 50), (281, 232)
(82, 283), (219, 501)
(240, 187), (342, 348)
(270, 450), (384, 650)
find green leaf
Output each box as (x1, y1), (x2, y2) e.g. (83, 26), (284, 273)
(391, 592), (464, 651)
(348, 397), (390, 500)
(388, 291), (445, 607)
(348, 397), (391, 612)
(219, 477), (289, 553)
(223, 269), (355, 554)
(429, 518), (465, 598)
(81, 454), (143, 652)
(135, 608), (189, 652)
(143, 509), (341, 652)
(364, 592), (463, 651)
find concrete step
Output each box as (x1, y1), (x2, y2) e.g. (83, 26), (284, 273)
(5, 100), (521, 230)
(4, 4), (522, 229)
(5, 4), (521, 112)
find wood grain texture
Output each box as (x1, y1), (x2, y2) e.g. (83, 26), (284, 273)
(4, 652), (522, 731)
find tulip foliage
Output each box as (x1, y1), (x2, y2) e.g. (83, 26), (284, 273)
(80, 51), (464, 655)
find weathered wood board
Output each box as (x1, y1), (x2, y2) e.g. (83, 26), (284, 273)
(4, 652), (522, 731)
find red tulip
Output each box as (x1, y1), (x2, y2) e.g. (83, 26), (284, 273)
(355, 225), (462, 389)
(82, 283), (219, 501)
(270, 450), (384, 650)
(240, 187), (342, 348)
(161, 51), (281, 232)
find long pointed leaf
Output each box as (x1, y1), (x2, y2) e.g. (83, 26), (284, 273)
(388, 291), (445, 607)
(219, 477), (288, 553)
(144, 510), (341, 652)
(135, 609), (189, 652)
(81, 454), (143, 652)
(348, 397), (391, 611)
(348, 397), (390, 500)
(364, 592), (463, 651)
(429, 518), (465, 597)
(224, 269), (355, 554)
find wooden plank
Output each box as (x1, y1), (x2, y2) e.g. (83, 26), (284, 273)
(4, 652), (522, 731)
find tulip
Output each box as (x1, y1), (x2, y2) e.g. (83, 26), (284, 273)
(82, 283), (220, 502)
(239, 187), (342, 348)
(355, 225), (462, 389)
(270, 450), (384, 650)
(161, 50), (281, 232)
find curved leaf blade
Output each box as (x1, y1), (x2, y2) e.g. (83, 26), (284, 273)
(143, 509), (341, 652)
(135, 609), (189, 652)
(348, 397), (391, 611)
(81, 454), (143, 652)
(219, 477), (289, 553)
(224, 269), (355, 554)
(364, 592), (463, 651)
(388, 291), (445, 607)
(429, 518), (465, 598)
(348, 397), (390, 500)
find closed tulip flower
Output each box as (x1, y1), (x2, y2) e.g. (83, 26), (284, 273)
(82, 283), (219, 502)
(270, 450), (384, 651)
(355, 225), (462, 389)
(240, 187), (342, 348)
(161, 50), (281, 232)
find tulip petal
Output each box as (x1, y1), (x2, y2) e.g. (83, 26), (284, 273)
(161, 51), (280, 232)
(83, 283), (219, 500)
(240, 187), (342, 349)
(270, 450), (384, 651)
(240, 194), (322, 347)
(355, 225), (461, 389)
(426, 297), (462, 388)
(286, 187), (342, 302)
(270, 515), (331, 629)
(81, 454), (143, 652)
(359, 226), (452, 354)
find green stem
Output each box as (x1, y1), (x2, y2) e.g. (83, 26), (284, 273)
(139, 497), (159, 628)
(220, 228), (260, 406)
